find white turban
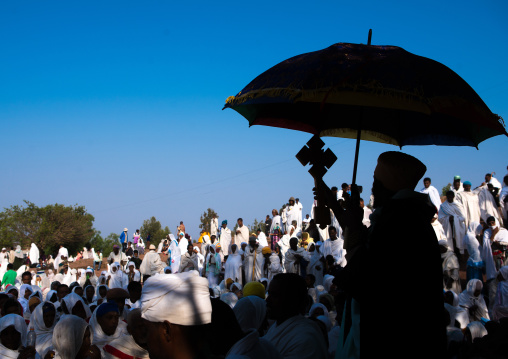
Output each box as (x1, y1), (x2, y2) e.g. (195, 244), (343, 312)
(140, 271), (212, 326)
(233, 295), (266, 332)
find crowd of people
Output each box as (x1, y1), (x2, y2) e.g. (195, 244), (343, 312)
(0, 156), (507, 358)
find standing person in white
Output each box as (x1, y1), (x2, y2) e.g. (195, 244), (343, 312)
(439, 191), (467, 254)
(219, 220), (232, 263)
(419, 177), (442, 212)
(295, 198), (303, 228)
(210, 214), (219, 238)
(235, 218), (249, 248)
(285, 198), (299, 232)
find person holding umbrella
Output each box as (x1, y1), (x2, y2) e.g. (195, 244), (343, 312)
(314, 151), (446, 359)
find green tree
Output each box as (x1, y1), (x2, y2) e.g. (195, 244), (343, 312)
(442, 183), (452, 197)
(140, 216), (170, 248)
(0, 200), (95, 256)
(199, 208), (218, 233)
(248, 218), (265, 234)
(89, 230), (117, 256)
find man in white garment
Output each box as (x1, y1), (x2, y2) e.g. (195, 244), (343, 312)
(235, 218), (249, 248)
(140, 271), (212, 359)
(484, 173), (502, 191)
(220, 220), (232, 261)
(295, 198), (303, 228)
(419, 177), (442, 212)
(456, 180), (481, 228)
(108, 245), (127, 270)
(478, 181), (504, 226)
(178, 232), (189, 258)
(439, 191), (467, 254)
(431, 214), (447, 242)
(452, 175), (464, 193)
(302, 214), (311, 230)
(54, 245), (69, 271)
(269, 209), (281, 235)
(501, 175), (508, 223)
(285, 198), (299, 232)
(244, 236), (264, 283)
(321, 226), (347, 267)
(210, 214), (219, 238)
(284, 237), (310, 275)
(360, 198), (372, 228)
(140, 244), (164, 281)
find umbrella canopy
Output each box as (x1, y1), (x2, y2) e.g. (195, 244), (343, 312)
(224, 42), (507, 148)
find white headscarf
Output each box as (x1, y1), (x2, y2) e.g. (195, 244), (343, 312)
(14, 245), (23, 259)
(220, 292), (238, 309)
(29, 243), (40, 264)
(28, 301), (57, 354)
(233, 295), (266, 332)
(464, 222), (483, 263)
(52, 314), (89, 359)
(62, 292), (92, 320)
(458, 279), (489, 320)
(496, 266), (508, 307)
(140, 271), (212, 326)
(309, 302), (329, 318)
(0, 314), (27, 359)
(467, 321), (488, 342)
(89, 303), (127, 348)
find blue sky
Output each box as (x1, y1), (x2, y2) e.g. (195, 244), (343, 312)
(1, 1), (507, 241)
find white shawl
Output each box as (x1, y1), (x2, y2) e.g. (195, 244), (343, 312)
(439, 200), (467, 252)
(89, 306), (127, 349)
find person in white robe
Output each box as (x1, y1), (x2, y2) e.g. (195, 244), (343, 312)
(263, 274), (328, 359)
(0, 248), (10, 281)
(439, 240), (461, 295)
(267, 252), (283, 283)
(295, 198), (303, 228)
(277, 234), (290, 271)
(61, 292), (92, 320)
(140, 245), (164, 278)
(103, 309), (150, 359)
(321, 227), (347, 267)
(194, 246), (205, 276)
(90, 302), (128, 350)
(484, 173), (502, 190)
(431, 214), (447, 242)
(205, 245), (221, 288)
(478, 184), (504, 225)
(501, 176), (508, 223)
(178, 232), (189, 258)
(220, 220), (233, 260)
(360, 198), (372, 228)
(225, 244), (243, 285)
(167, 234), (181, 273)
(284, 238), (310, 275)
(285, 198), (299, 231)
(444, 290), (469, 329)
(28, 301), (57, 355)
(458, 279), (489, 322)
(211, 214), (219, 238)
(53, 245), (69, 272)
(51, 314), (98, 359)
(0, 314), (40, 359)
(179, 245), (199, 273)
(463, 222), (485, 282)
(29, 243), (40, 266)
(244, 238), (264, 283)
(257, 230), (269, 248)
(491, 266), (508, 321)
(82, 247), (89, 260)
(235, 219), (249, 248)
(108, 262), (128, 290)
(419, 177), (442, 212)
(269, 210), (282, 237)
(307, 242), (324, 286)
(455, 181), (481, 228)
(439, 191), (467, 253)
(125, 262), (141, 283)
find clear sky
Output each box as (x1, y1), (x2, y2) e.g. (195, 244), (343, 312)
(1, 1), (507, 241)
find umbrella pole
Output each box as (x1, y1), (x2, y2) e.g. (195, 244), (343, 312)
(352, 128), (361, 185)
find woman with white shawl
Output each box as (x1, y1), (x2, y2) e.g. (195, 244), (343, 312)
(194, 246), (205, 276)
(267, 252), (282, 283)
(108, 262), (128, 290)
(29, 243), (40, 267)
(28, 301), (57, 355)
(458, 279), (489, 322)
(61, 292), (92, 321)
(439, 240), (461, 295)
(179, 244), (199, 273)
(53, 246), (69, 272)
(90, 302), (127, 349)
(51, 314), (100, 359)
(225, 244), (243, 285)
(12, 245), (25, 271)
(307, 242), (324, 286)
(463, 222), (485, 282)
(205, 245), (221, 288)
(0, 314), (40, 359)
(492, 265), (508, 320)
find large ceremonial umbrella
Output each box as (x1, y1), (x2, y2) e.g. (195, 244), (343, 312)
(223, 32), (507, 184)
